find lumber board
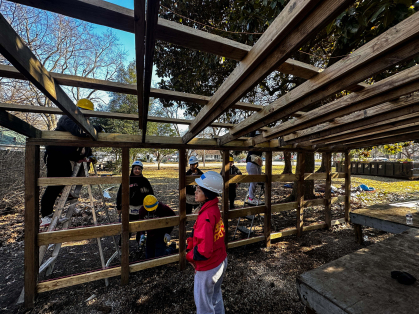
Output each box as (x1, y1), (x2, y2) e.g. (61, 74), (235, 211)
(228, 175), (266, 184)
(134, 0), (145, 129)
(283, 95), (419, 144)
(222, 151), (230, 246)
(37, 267), (121, 293)
(227, 236), (265, 249)
(0, 102), (235, 128)
(271, 228), (298, 239)
(0, 13), (97, 140)
(37, 176), (121, 186)
(219, 12), (419, 145)
(265, 152), (272, 248)
(296, 153), (305, 237)
(178, 149), (187, 270)
(24, 144), (39, 308)
(325, 153), (332, 228)
(339, 131), (419, 149)
(270, 66), (419, 142)
(183, 0), (352, 143)
(129, 254), (179, 273)
(120, 148), (129, 285)
(186, 214), (199, 222)
(312, 111), (419, 145)
(142, 0), (160, 140)
(0, 109), (41, 138)
(272, 202), (298, 213)
(272, 173), (298, 181)
(0, 65), (262, 114)
(345, 152), (351, 222)
(316, 120), (419, 147)
(227, 205), (266, 220)
(129, 216), (179, 233)
(37, 224), (121, 246)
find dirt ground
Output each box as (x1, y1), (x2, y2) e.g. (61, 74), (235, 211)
(0, 165), (417, 313)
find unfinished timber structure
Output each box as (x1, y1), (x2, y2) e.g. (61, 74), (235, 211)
(1, 0), (419, 309)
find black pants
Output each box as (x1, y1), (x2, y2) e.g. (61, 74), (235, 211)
(229, 184), (237, 209)
(40, 155), (73, 217)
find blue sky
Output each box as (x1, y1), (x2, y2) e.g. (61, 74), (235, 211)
(93, 0), (159, 85)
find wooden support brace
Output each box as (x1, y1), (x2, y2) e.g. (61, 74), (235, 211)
(222, 151), (230, 246)
(354, 224), (363, 244)
(325, 152), (332, 229)
(0, 109), (42, 138)
(296, 153), (305, 237)
(24, 144), (39, 308)
(265, 152), (272, 248)
(120, 148), (130, 285)
(134, 0), (145, 129)
(178, 148), (187, 270)
(345, 151), (351, 222)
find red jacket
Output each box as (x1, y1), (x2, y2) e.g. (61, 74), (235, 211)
(186, 197), (227, 271)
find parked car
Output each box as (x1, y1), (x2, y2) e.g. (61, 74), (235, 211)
(373, 157), (389, 161)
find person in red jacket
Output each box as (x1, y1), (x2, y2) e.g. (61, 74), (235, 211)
(186, 171), (227, 314)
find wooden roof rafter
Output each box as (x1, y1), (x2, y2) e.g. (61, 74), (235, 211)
(0, 12), (98, 140)
(218, 11), (419, 146)
(182, 0), (355, 144)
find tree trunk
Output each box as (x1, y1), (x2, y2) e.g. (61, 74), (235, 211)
(287, 152), (315, 201)
(282, 151), (292, 174)
(203, 150), (206, 167)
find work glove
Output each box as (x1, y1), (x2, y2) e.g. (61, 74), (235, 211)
(88, 156), (97, 164)
(164, 233), (171, 243)
(139, 234), (145, 246)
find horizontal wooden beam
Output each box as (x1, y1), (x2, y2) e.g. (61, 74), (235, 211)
(0, 109), (41, 138)
(37, 176), (122, 186)
(28, 131), (293, 151)
(37, 266), (121, 293)
(129, 216), (179, 233)
(314, 115), (419, 146)
(0, 12), (97, 140)
(334, 131), (419, 149)
(183, 0), (353, 143)
(228, 205), (266, 220)
(0, 64), (262, 113)
(129, 254), (179, 273)
(262, 65), (419, 143)
(38, 224), (121, 246)
(0, 102), (235, 128)
(227, 236), (265, 249)
(218, 11), (419, 145)
(283, 95), (419, 144)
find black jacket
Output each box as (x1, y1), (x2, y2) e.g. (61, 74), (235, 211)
(138, 203), (176, 239)
(116, 175), (154, 211)
(45, 115), (101, 161)
(220, 165), (242, 188)
(186, 168), (204, 195)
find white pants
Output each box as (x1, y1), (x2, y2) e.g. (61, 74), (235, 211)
(246, 162), (261, 199)
(194, 257), (228, 314)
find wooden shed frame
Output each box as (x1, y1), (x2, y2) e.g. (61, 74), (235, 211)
(1, 0), (419, 308)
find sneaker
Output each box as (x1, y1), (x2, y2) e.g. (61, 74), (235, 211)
(246, 198), (259, 205)
(40, 216), (52, 227)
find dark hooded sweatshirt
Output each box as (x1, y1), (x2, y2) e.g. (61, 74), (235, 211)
(116, 168), (154, 211)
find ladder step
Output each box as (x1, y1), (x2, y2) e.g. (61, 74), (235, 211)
(237, 226), (253, 235)
(39, 256), (57, 273)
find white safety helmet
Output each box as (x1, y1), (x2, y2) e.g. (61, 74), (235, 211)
(189, 156), (199, 165)
(132, 160), (143, 168)
(195, 171), (223, 194)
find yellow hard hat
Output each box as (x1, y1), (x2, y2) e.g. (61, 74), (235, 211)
(77, 99), (94, 111)
(143, 195), (158, 212)
(229, 156), (234, 162)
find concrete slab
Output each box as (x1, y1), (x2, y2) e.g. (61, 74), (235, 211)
(297, 229), (419, 314)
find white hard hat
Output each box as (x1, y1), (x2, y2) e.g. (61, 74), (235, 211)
(195, 171), (223, 194)
(132, 160), (143, 168)
(189, 156), (199, 165)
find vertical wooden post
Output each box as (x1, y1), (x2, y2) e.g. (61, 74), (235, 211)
(134, 0), (145, 130)
(178, 148), (187, 270)
(325, 152), (332, 229)
(222, 150), (230, 246)
(24, 144), (39, 308)
(120, 148), (130, 285)
(264, 151), (272, 248)
(344, 151), (351, 222)
(296, 152), (305, 237)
